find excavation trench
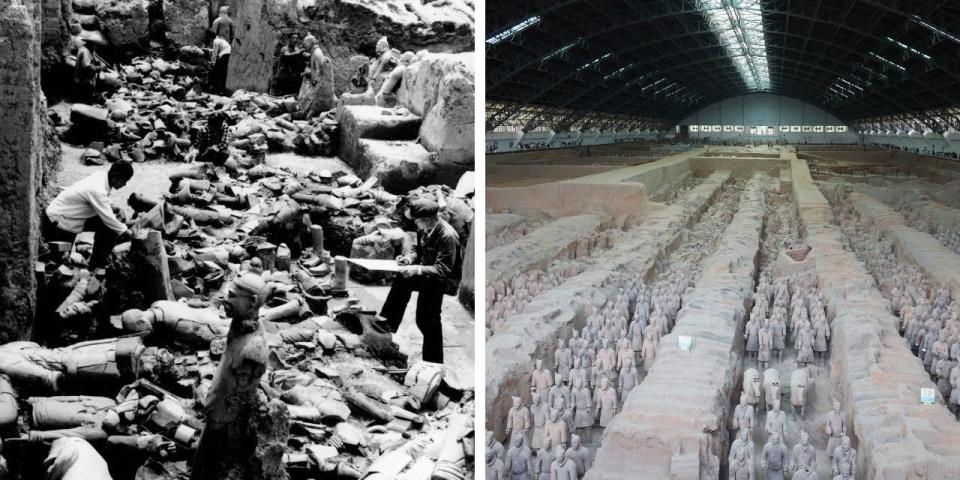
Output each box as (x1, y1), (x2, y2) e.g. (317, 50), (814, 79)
(791, 158), (960, 479)
(588, 173), (768, 479)
(485, 170), (733, 440)
(725, 184), (848, 480)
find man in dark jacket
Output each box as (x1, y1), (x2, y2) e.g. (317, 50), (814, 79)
(378, 198), (461, 363)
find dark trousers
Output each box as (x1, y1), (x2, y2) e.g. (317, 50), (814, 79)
(42, 214), (119, 269)
(211, 54), (230, 94)
(380, 274), (445, 363)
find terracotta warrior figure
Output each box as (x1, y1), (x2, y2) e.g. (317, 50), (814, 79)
(825, 400), (846, 462)
(548, 373), (569, 413)
(728, 428), (754, 466)
(830, 436), (856, 478)
(0, 337), (174, 392)
(569, 357), (586, 390)
(771, 312), (787, 362)
(505, 395), (531, 441)
(732, 393), (755, 432)
(542, 408), (568, 451)
(758, 319), (773, 370)
(549, 447), (579, 480)
(594, 376), (617, 427)
(765, 400), (786, 441)
(531, 360), (553, 399)
(597, 340), (616, 375)
(745, 314), (761, 363)
(639, 332), (657, 371)
(505, 432), (534, 480)
(813, 317), (831, 365)
(617, 357), (638, 404)
(535, 437), (555, 480)
(729, 445), (753, 480)
(488, 431), (505, 459)
(191, 273), (271, 480)
(790, 430), (817, 474)
(555, 338), (573, 382)
(761, 432), (790, 480)
(297, 34), (336, 118)
(571, 378), (593, 429)
(530, 393), (548, 450)
(566, 434), (591, 477)
(487, 447), (505, 480)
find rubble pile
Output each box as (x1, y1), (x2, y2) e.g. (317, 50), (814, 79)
(55, 53), (342, 164)
(13, 148), (475, 478)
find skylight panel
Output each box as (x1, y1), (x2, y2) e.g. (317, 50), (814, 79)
(642, 77), (667, 92)
(542, 38), (583, 62)
(909, 15), (960, 45)
(698, 0), (770, 91)
(604, 62), (636, 80)
(885, 37), (931, 60)
(868, 52), (907, 72)
(579, 52), (612, 71)
(487, 16), (541, 45)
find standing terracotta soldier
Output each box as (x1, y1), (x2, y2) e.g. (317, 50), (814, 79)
(535, 437), (555, 480)
(505, 433), (534, 480)
(505, 396), (531, 441)
(830, 436), (856, 478)
(825, 400), (846, 464)
(640, 330), (657, 372)
(758, 319), (773, 370)
(745, 313), (761, 364)
(571, 378), (593, 430)
(617, 357), (638, 404)
(531, 360), (553, 399)
(529, 393), (548, 450)
(732, 393), (755, 433)
(771, 312), (787, 362)
(542, 408), (568, 451)
(487, 448), (505, 480)
(568, 357), (586, 390)
(813, 317), (831, 365)
(555, 339), (573, 382)
(566, 434), (591, 477)
(728, 428), (754, 466)
(729, 445), (753, 480)
(765, 400), (786, 441)
(761, 432), (789, 480)
(790, 430), (817, 474)
(190, 274), (270, 480)
(594, 376), (617, 427)
(549, 448), (579, 480)
(297, 34), (336, 118)
(487, 431), (505, 460)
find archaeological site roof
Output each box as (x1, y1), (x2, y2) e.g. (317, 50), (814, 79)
(486, 0), (960, 132)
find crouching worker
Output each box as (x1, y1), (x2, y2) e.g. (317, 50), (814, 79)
(376, 198), (462, 364)
(44, 161), (134, 272)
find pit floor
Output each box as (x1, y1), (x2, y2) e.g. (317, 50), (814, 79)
(54, 139), (475, 392)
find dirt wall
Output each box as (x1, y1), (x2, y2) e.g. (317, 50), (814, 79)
(226, 0), (473, 94)
(0, 1), (44, 342)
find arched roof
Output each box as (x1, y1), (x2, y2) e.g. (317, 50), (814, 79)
(486, 0), (960, 132)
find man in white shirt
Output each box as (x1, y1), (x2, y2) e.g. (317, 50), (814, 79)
(44, 162), (134, 270)
(210, 34), (232, 94)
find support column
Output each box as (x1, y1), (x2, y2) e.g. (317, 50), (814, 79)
(0, 0), (43, 342)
